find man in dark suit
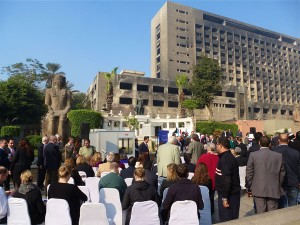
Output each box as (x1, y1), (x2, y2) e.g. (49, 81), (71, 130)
(0, 139), (9, 191)
(138, 136), (150, 161)
(44, 135), (61, 186)
(37, 136), (49, 190)
(273, 133), (300, 208)
(4, 138), (16, 191)
(246, 132), (263, 158)
(120, 156), (136, 179)
(236, 137), (248, 159)
(246, 136), (285, 214)
(221, 130), (229, 138)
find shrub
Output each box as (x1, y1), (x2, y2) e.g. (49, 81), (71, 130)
(0, 126), (20, 137)
(196, 121), (238, 137)
(26, 135), (42, 149)
(67, 110), (103, 137)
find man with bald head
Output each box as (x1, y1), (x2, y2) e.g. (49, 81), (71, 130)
(98, 162), (127, 200)
(273, 133), (300, 208)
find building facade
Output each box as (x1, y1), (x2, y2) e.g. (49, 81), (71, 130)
(87, 1), (299, 122)
(151, 1), (300, 120)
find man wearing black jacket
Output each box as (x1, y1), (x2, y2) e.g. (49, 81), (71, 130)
(37, 136), (48, 190)
(215, 138), (241, 222)
(274, 133), (300, 208)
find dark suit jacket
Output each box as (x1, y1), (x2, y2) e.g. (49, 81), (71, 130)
(237, 143), (248, 158)
(44, 142), (61, 170)
(246, 147), (285, 199)
(138, 142), (149, 154)
(0, 147), (10, 168)
(120, 166), (135, 179)
(37, 143), (45, 167)
(273, 144), (300, 188)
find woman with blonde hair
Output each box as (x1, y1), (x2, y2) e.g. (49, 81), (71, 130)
(13, 170), (45, 225)
(75, 155), (94, 177)
(89, 152), (102, 167)
(159, 163), (178, 197)
(64, 158), (84, 186)
(48, 165), (87, 225)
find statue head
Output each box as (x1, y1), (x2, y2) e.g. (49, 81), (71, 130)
(52, 75), (66, 89)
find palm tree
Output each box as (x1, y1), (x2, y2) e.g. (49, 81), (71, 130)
(43, 63), (65, 88)
(103, 67), (118, 112)
(176, 74), (188, 118)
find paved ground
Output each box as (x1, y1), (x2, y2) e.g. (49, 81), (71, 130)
(213, 190), (255, 224)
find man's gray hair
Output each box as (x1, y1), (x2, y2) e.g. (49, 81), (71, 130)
(106, 152), (115, 162)
(168, 136), (177, 144)
(209, 143), (216, 151)
(42, 136), (49, 143)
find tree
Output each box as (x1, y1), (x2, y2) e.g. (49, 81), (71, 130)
(0, 76), (46, 125)
(126, 117), (139, 131)
(71, 92), (90, 110)
(1, 58), (46, 87)
(175, 74), (188, 118)
(188, 55), (222, 120)
(102, 67), (118, 112)
(43, 63), (65, 88)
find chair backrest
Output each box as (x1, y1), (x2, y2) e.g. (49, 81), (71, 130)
(99, 188), (122, 225)
(78, 186), (91, 202)
(78, 171), (87, 182)
(85, 177), (100, 203)
(239, 166), (246, 189)
(124, 163), (129, 169)
(45, 198), (72, 225)
(79, 202), (109, 225)
(68, 177), (74, 184)
(169, 200), (198, 225)
(124, 178), (133, 187)
(101, 172), (110, 178)
(162, 188), (169, 203)
(188, 172), (194, 180)
(92, 167), (98, 176)
(199, 186), (212, 225)
(129, 200), (160, 225)
(7, 197), (31, 225)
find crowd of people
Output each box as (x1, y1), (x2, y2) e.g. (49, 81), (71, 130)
(0, 128), (299, 224)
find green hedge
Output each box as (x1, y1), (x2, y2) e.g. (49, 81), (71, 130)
(26, 135), (42, 149)
(0, 126), (20, 137)
(196, 121), (238, 137)
(67, 110), (103, 137)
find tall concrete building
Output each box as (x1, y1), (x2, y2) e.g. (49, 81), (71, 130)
(87, 1), (299, 122)
(151, 1), (300, 120)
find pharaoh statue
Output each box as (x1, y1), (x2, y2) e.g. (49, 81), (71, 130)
(293, 104), (300, 122)
(43, 74), (71, 142)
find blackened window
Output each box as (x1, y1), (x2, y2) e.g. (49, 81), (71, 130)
(119, 98), (132, 104)
(168, 87), (178, 94)
(137, 84), (149, 92)
(226, 92), (235, 98)
(168, 101), (178, 108)
(153, 86), (164, 93)
(183, 89), (192, 96)
(153, 100), (164, 107)
(120, 82), (132, 90)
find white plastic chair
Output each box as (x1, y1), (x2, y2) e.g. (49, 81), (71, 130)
(7, 197), (31, 225)
(239, 166), (246, 189)
(45, 198), (72, 225)
(124, 178), (133, 187)
(162, 188), (169, 203)
(169, 200), (198, 225)
(129, 200), (160, 225)
(92, 167), (98, 176)
(199, 186), (212, 225)
(68, 177), (74, 184)
(79, 202), (109, 225)
(101, 172), (110, 178)
(124, 163), (129, 168)
(78, 171), (87, 182)
(85, 177), (100, 203)
(78, 186), (91, 202)
(188, 172), (194, 180)
(99, 188), (123, 225)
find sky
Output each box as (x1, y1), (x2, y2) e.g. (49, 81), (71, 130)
(0, 0), (299, 93)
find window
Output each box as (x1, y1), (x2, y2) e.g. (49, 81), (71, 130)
(120, 82), (132, 90)
(119, 98), (132, 104)
(153, 100), (164, 107)
(153, 86), (164, 93)
(137, 84), (149, 92)
(226, 92), (235, 98)
(168, 87), (178, 94)
(168, 101), (178, 108)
